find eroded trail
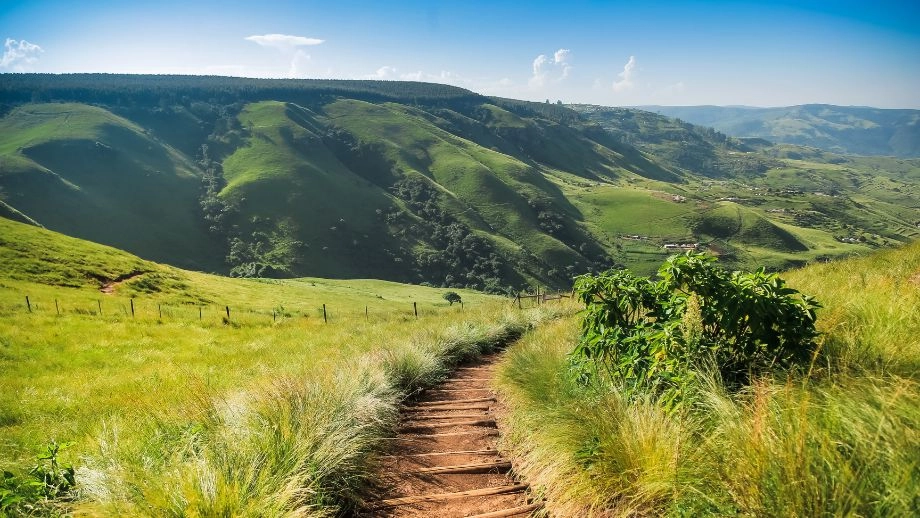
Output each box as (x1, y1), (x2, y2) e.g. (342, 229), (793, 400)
(364, 354), (539, 517)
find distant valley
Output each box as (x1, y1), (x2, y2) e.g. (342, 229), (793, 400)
(1, 75), (918, 292)
(636, 104), (920, 157)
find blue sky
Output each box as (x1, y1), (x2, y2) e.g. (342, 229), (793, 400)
(1, 0), (918, 107)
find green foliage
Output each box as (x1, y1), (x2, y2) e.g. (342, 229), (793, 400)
(443, 291), (462, 305)
(0, 441), (76, 516)
(572, 252), (820, 410)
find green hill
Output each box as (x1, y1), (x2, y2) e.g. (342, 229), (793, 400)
(1, 75), (919, 287)
(0, 102), (224, 271)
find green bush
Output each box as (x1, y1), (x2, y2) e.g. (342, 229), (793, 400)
(572, 251), (820, 411)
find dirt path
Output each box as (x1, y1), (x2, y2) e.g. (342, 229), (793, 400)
(98, 270), (147, 294)
(364, 354), (539, 517)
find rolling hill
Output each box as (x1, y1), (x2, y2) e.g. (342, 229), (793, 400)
(638, 104), (920, 157)
(1, 75), (919, 289)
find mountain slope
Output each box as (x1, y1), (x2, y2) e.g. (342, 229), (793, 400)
(0, 103), (224, 271)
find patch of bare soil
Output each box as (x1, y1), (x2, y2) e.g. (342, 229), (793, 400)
(97, 270), (148, 294)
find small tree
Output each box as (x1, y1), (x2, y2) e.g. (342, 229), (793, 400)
(443, 291), (462, 305)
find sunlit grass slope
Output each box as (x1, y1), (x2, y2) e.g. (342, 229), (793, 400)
(0, 103), (224, 271)
(220, 101), (406, 278)
(496, 244), (920, 517)
(322, 99), (587, 268)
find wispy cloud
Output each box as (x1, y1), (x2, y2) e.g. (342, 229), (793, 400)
(244, 34), (324, 50)
(529, 48), (572, 88)
(612, 55), (637, 92)
(1, 38), (43, 71)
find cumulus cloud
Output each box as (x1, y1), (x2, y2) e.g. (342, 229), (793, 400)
(244, 34), (324, 50)
(613, 55), (637, 92)
(287, 50), (313, 78)
(1, 38), (43, 71)
(529, 48), (572, 88)
(245, 34), (325, 78)
(367, 66), (398, 79)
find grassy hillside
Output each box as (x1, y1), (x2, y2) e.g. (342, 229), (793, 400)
(0, 103), (225, 271)
(496, 243), (920, 516)
(639, 104), (920, 157)
(0, 217), (550, 516)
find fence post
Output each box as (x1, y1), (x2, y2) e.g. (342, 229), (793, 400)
(460, 301), (464, 311)
(414, 302), (418, 319)
(365, 305), (368, 322)
(130, 299), (135, 318)
(323, 304), (327, 323)
(272, 309), (276, 322)
(516, 293), (522, 310)
(226, 306), (230, 320)
(158, 304), (162, 320)
(199, 306), (202, 320)
(55, 299), (60, 315)
(26, 296), (31, 313)
(98, 300), (103, 316)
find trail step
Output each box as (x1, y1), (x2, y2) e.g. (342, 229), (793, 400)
(385, 449), (499, 458)
(405, 413), (490, 420)
(442, 377), (491, 382)
(369, 484), (528, 508)
(398, 419), (495, 432)
(425, 388), (493, 393)
(393, 429), (500, 440)
(467, 503), (543, 518)
(414, 397), (495, 406)
(404, 403), (491, 411)
(414, 460), (512, 475)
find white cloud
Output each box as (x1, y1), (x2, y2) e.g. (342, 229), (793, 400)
(613, 55), (637, 92)
(287, 50), (312, 78)
(529, 48), (572, 88)
(244, 34), (324, 50)
(1, 38), (43, 71)
(366, 66), (398, 79)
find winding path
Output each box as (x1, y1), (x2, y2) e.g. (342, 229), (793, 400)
(364, 354), (539, 517)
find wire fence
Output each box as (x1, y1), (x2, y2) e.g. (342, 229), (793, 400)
(6, 288), (571, 326)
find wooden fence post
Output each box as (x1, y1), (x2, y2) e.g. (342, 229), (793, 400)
(323, 304), (327, 323)
(98, 300), (103, 315)
(158, 304), (162, 320)
(414, 302), (418, 319)
(226, 306), (230, 320)
(26, 296), (31, 313)
(365, 305), (368, 322)
(55, 299), (60, 315)
(516, 293), (522, 310)
(199, 306), (202, 320)
(272, 309), (276, 322)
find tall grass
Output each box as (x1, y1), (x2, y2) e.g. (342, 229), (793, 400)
(496, 243), (920, 517)
(67, 305), (558, 516)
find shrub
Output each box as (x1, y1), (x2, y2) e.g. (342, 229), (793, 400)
(572, 252), (820, 411)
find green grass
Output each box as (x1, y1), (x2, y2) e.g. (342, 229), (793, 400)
(496, 243), (920, 517)
(0, 217), (566, 516)
(0, 103), (224, 271)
